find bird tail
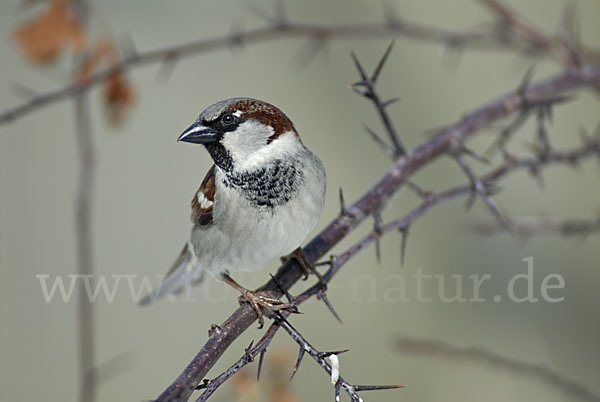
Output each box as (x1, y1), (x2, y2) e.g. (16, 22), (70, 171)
(138, 241), (204, 306)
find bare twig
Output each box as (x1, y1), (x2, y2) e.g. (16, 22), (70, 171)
(194, 323), (279, 402)
(479, 0), (580, 68)
(453, 147), (511, 230)
(74, 89), (96, 402)
(473, 216), (600, 237)
(396, 335), (600, 402)
(4, 10), (600, 127)
(483, 134), (600, 182)
(275, 314), (404, 402)
(350, 41), (406, 156)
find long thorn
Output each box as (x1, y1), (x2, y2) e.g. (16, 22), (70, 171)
(406, 181), (431, 200)
(371, 40), (395, 83)
(517, 66), (535, 97)
(455, 152), (511, 231)
(290, 347), (305, 381)
(318, 349), (349, 359)
(318, 289), (343, 324)
(257, 348), (266, 381)
(462, 146), (491, 164)
(339, 188), (348, 216)
(350, 52), (368, 81)
(365, 125), (395, 158)
(353, 384), (406, 391)
(373, 211), (383, 264)
(270, 273), (295, 305)
(382, 97), (400, 108)
(244, 341), (254, 363)
(400, 227), (409, 267)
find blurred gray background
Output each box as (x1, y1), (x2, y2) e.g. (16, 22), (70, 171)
(1, 1), (599, 401)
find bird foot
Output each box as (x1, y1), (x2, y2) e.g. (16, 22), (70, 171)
(222, 273), (297, 328)
(281, 247), (327, 290)
(238, 289), (297, 328)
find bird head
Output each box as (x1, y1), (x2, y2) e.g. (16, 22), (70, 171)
(178, 98), (303, 172)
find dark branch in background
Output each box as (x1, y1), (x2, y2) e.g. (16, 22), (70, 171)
(473, 216), (600, 237)
(2, 2), (600, 126)
(74, 88), (96, 402)
(479, 0), (580, 68)
(396, 335), (600, 402)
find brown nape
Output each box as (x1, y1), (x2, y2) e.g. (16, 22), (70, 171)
(226, 98), (298, 143)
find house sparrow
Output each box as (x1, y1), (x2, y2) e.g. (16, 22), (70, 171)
(140, 98), (326, 325)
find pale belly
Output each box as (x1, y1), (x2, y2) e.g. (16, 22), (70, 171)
(190, 187), (322, 276)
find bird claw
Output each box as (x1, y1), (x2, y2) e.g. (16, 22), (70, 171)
(238, 290), (298, 328)
(281, 247), (327, 290)
(223, 273), (299, 328)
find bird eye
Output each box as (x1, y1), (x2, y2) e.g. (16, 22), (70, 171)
(221, 113), (235, 125)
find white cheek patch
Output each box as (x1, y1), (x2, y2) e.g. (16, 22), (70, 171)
(196, 192), (214, 209)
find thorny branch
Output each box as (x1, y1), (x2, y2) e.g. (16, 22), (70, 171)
(2, 1), (600, 126)
(396, 335), (600, 402)
(191, 128), (600, 401)
(350, 41), (405, 156)
(155, 56), (600, 401)
(275, 315), (404, 402)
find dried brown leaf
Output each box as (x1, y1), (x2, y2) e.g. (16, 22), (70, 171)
(13, 0), (86, 63)
(103, 71), (135, 125)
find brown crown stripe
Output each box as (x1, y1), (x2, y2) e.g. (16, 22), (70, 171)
(226, 99), (298, 143)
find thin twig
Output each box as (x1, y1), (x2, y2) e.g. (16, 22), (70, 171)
(350, 41), (406, 156)
(4, 10), (600, 126)
(473, 216), (600, 237)
(453, 147), (511, 230)
(275, 315), (404, 402)
(74, 89), (96, 402)
(194, 323), (280, 402)
(479, 0), (579, 68)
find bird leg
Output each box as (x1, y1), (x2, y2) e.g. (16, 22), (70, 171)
(221, 273), (293, 328)
(281, 247), (327, 289)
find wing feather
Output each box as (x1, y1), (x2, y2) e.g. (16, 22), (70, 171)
(192, 164), (216, 226)
(138, 242), (204, 305)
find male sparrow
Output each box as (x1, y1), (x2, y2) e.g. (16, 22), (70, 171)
(140, 98), (326, 325)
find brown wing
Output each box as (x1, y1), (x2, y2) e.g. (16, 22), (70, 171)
(191, 164), (216, 226)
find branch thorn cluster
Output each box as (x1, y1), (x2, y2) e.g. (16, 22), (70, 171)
(350, 41), (407, 157)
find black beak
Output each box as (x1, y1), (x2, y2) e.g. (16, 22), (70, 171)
(177, 121), (219, 144)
